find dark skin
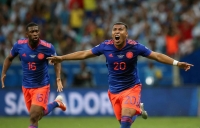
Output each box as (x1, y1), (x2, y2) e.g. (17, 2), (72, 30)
(0, 26), (43, 126)
(1, 26), (63, 127)
(27, 26), (63, 126)
(27, 26), (40, 49)
(26, 26), (43, 126)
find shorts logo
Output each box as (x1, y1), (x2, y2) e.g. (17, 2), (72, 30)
(126, 52), (133, 59)
(38, 53), (44, 60)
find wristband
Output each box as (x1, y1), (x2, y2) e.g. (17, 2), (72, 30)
(173, 60), (179, 66)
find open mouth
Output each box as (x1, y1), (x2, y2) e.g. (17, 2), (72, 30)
(115, 35), (120, 41)
(33, 37), (39, 40)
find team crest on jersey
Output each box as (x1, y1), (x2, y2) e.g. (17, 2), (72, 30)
(38, 53), (44, 60)
(126, 52), (133, 59)
(29, 55), (36, 58)
(117, 54), (124, 59)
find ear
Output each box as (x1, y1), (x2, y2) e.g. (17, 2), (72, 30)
(126, 32), (128, 38)
(25, 32), (28, 38)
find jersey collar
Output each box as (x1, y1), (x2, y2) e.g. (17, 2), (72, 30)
(28, 39), (40, 50)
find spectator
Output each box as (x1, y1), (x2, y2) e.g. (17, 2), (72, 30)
(72, 61), (95, 88)
(144, 61), (163, 87)
(165, 24), (180, 58)
(69, 1), (84, 34)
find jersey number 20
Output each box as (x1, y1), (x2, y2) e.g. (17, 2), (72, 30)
(114, 62), (126, 70)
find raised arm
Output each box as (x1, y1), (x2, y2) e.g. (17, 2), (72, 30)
(147, 51), (193, 71)
(1, 55), (15, 88)
(47, 50), (96, 63)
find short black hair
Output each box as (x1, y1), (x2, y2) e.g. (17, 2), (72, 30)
(113, 22), (128, 29)
(26, 22), (39, 31)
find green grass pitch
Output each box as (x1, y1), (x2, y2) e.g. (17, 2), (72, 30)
(0, 116), (199, 128)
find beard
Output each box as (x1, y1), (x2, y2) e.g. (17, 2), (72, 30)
(29, 38), (39, 47)
(32, 39), (39, 43)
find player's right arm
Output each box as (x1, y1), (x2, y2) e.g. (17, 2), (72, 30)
(1, 42), (18, 88)
(1, 55), (15, 88)
(47, 41), (105, 63)
(47, 50), (96, 63)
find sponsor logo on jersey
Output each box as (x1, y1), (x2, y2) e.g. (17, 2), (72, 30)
(38, 53), (44, 60)
(126, 52), (133, 59)
(117, 54), (124, 59)
(29, 55), (36, 58)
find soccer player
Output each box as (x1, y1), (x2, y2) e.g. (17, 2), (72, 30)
(47, 22), (193, 128)
(1, 22), (66, 128)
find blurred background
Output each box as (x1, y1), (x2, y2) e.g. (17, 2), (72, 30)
(0, 0), (200, 127)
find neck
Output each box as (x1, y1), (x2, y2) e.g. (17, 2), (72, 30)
(115, 40), (126, 49)
(29, 39), (39, 48)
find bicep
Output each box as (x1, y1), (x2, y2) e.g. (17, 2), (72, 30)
(146, 51), (159, 60)
(84, 50), (97, 58)
(7, 54), (15, 61)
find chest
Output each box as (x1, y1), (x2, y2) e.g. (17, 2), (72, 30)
(18, 46), (47, 63)
(104, 48), (138, 65)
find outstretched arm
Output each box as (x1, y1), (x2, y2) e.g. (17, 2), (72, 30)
(147, 51), (193, 71)
(1, 55), (15, 88)
(47, 50), (96, 63)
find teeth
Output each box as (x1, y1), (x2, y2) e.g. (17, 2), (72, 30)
(115, 35), (119, 37)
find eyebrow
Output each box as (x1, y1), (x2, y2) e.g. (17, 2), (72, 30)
(113, 26), (125, 29)
(28, 26), (39, 31)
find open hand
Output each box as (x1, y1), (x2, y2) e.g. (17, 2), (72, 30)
(56, 78), (63, 92)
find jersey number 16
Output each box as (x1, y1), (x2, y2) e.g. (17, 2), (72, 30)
(28, 62), (36, 70)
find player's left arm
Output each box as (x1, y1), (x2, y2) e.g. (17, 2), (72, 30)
(147, 51), (194, 71)
(53, 63), (63, 92)
(50, 44), (63, 92)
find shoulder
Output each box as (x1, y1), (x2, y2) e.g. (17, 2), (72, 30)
(97, 39), (114, 47)
(127, 39), (146, 49)
(94, 40), (114, 49)
(40, 40), (52, 48)
(127, 39), (138, 45)
(17, 38), (28, 45)
(104, 39), (114, 45)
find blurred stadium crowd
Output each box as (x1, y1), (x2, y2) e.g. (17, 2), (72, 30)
(0, 0), (200, 62)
